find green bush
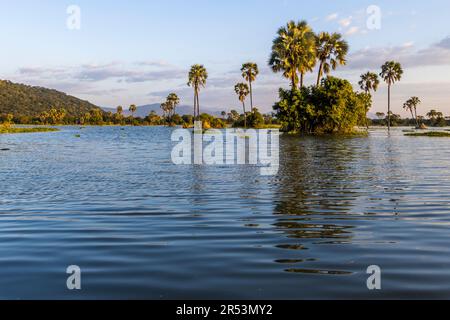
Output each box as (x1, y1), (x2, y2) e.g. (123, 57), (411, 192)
(273, 77), (371, 134)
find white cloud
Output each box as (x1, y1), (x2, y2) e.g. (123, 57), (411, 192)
(339, 17), (352, 28)
(345, 26), (360, 36)
(326, 13), (339, 21)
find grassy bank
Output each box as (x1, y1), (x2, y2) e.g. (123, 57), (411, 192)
(405, 131), (450, 137)
(0, 126), (59, 134)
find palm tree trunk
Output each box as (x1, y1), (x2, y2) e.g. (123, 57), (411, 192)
(410, 110), (415, 127)
(249, 80), (253, 111)
(414, 107), (418, 127)
(193, 89), (197, 120)
(387, 84), (391, 132)
(316, 61), (324, 86)
(300, 73), (304, 89)
(196, 90), (200, 118)
(243, 101), (247, 129)
(291, 74), (296, 89)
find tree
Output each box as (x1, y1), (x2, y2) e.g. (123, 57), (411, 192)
(241, 63), (259, 110)
(129, 104), (137, 118)
(380, 61), (403, 132)
(188, 64), (208, 119)
(273, 77), (368, 134)
(221, 111), (227, 119)
(403, 100), (415, 126)
(166, 93), (180, 117)
(247, 108), (264, 128)
(359, 72), (380, 94)
(228, 110), (240, 123)
(160, 102), (169, 120)
(115, 106), (124, 124)
(146, 111), (161, 125)
(269, 20), (317, 89)
(426, 109), (445, 126)
(427, 109), (439, 120)
(404, 96), (421, 127)
(316, 32), (349, 86)
(234, 83), (250, 128)
(376, 112), (385, 120)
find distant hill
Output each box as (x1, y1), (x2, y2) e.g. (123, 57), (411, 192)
(0, 80), (101, 117)
(103, 104), (222, 117)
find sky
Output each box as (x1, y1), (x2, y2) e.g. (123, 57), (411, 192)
(0, 0), (449, 116)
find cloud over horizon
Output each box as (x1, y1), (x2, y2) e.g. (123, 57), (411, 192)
(347, 36), (450, 70)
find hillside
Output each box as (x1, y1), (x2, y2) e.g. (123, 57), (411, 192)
(0, 80), (101, 117)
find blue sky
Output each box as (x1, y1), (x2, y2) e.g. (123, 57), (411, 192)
(1, 0), (449, 115)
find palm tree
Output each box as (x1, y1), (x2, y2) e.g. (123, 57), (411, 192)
(234, 83), (250, 128)
(160, 102), (169, 120)
(403, 100), (415, 126)
(409, 97), (421, 126)
(129, 104), (137, 118)
(380, 61), (403, 131)
(241, 63), (259, 110)
(269, 20), (316, 89)
(405, 96), (421, 127)
(115, 106), (124, 124)
(359, 72), (380, 94)
(427, 109), (439, 120)
(187, 64), (208, 119)
(166, 93), (180, 117)
(221, 111), (227, 120)
(316, 32), (349, 86)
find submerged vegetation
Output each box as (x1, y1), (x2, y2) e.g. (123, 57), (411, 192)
(0, 127), (59, 134)
(405, 131), (450, 137)
(0, 123), (58, 134)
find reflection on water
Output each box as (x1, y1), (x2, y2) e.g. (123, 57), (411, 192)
(1, 126), (450, 299)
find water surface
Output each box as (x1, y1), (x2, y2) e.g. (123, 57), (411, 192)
(1, 126), (450, 299)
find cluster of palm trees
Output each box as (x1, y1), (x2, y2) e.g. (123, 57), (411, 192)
(233, 63), (259, 128)
(160, 93), (180, 119)
(355, 61), (404, 131)
(159, 20), (419, 132)
(403, 96), (421, 127)
(268, 20), (349, 89)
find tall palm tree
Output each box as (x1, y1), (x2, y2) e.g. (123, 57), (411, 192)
(241, 63), (259, 110)
(187, 64), (208, 119)
(359, 72), (380, 94)
(380, 61), (403, 131)
(234, 83), (249, 128)
(316, 32), (349, 86)
(116, 105), (123, 115)
(166, 93), (180, 117)
(269, 20), (316, 89)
